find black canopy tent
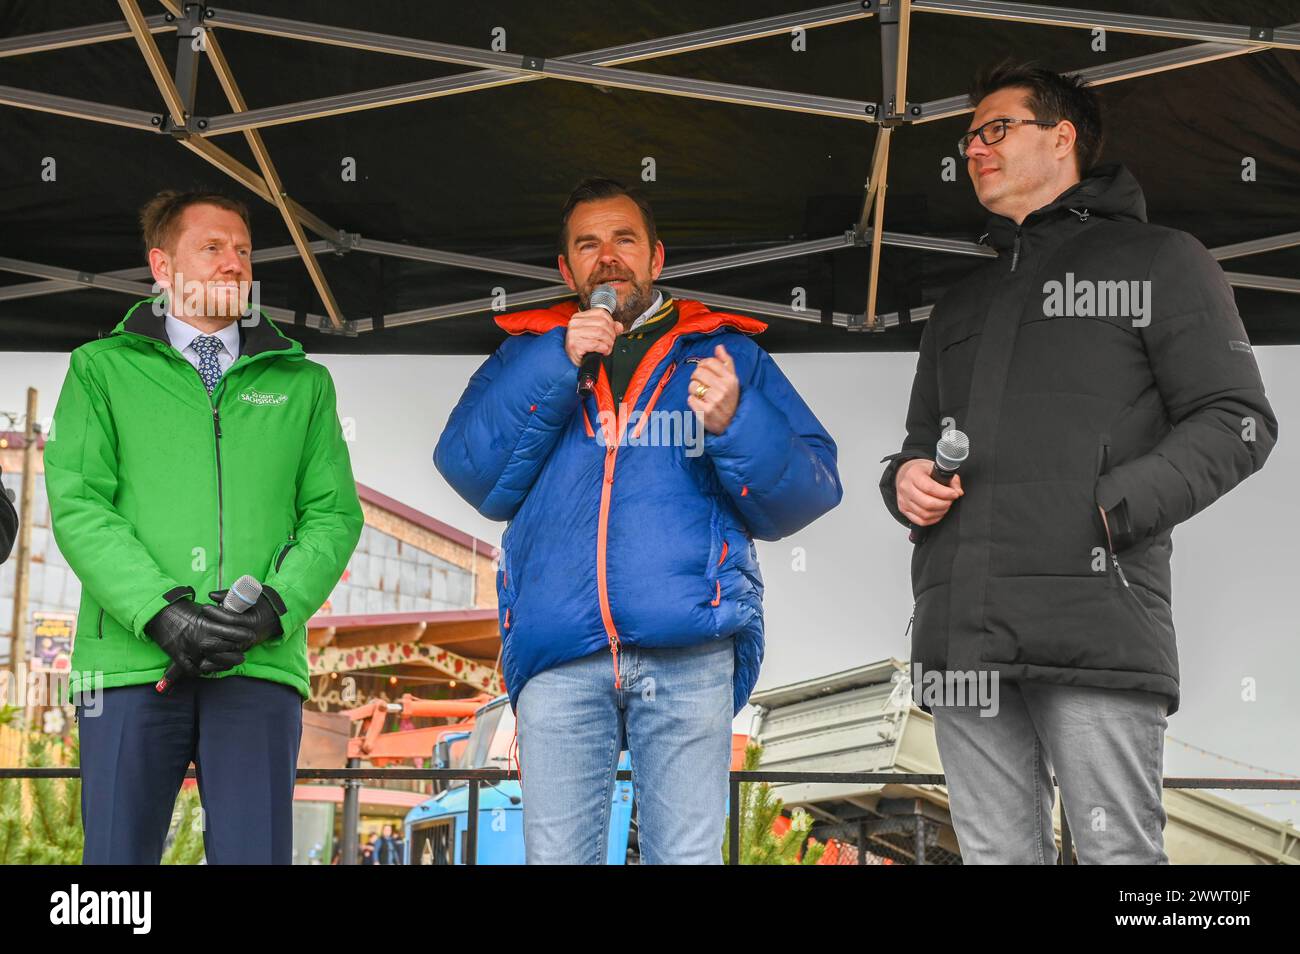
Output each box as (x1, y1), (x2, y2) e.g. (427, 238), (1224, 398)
(0, 0), (1296, 356)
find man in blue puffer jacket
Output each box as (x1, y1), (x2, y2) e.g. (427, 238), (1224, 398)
(435, 177), (842, 864)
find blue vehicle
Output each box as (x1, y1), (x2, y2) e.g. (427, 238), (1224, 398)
(404, 695), (637, 864)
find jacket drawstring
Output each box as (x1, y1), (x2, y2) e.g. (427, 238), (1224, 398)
(509, 720), (523, 787)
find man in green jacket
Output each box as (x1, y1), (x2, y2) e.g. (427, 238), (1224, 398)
(47, 191), (363, 864)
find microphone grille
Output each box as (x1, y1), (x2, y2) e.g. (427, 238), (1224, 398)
(589, 283), (618, 314)
(937, 429), (970, 468)
(231, 573), (263, 605)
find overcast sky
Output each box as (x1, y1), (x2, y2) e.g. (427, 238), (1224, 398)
(3, 341), (1296, 826)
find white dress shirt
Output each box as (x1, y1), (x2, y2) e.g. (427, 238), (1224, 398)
(625, 290), (664, 332)
(164, 312), (241, 376)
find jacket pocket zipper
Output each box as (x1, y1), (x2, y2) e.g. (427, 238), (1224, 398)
(1094, 437), (1120, 588)
(1097, 439), (1150, 618)
(707, 508), (728, 608)
(97, 608), (104, 639)
(275, 536), (297, 572)
(501, 556), (516, 633)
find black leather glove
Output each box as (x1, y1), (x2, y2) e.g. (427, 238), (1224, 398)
(145, 598), (258, 677)
(208, 587), (284, 644)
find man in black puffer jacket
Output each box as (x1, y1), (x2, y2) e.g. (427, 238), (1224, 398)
(880, 63), (1277, 864)
(0, 466), (16, 565)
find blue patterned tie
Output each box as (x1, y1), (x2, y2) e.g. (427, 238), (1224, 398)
(191, 335), (225, 395)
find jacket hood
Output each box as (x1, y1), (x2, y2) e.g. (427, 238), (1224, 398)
(494, 297), (768, 338)
(982, 163), (1147, 251)
(113, 296), (305, 359)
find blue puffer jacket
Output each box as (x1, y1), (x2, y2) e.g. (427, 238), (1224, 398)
(435, 298), (842, 715)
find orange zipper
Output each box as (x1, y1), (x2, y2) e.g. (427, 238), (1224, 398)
(591, 322), (743, 692)
(630, 362), (676, 441)
(592, 362), (624, 687)
(593, 352), (682, 690)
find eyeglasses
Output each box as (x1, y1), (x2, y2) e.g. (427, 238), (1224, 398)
(958, 117), (1059, 158)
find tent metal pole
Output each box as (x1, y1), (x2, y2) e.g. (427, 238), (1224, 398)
(355, 230), (993, 283)
(115, 0), (345, 283)
(892, 0), (913, 115)
(0, 249), (924, 333)
(175, 135), (337, 241)
(0, 228), (989, 307)
(204, 4), (871, 63)
(171, 4), (202, 117)
(207, 0), (874, 69)
(658, 285), (866, 328)
(353, 234), (863, 284)
(1212, 231), (1300, 262)
(1221, 273), (1300, 295)
(117, 0), (188, 128)
(911, 0), (1300, 51)
(355, 284), (915, 334)
(0, 85), (164, 131)
(200, 8), (878, 128)
(659, 235), (862, 278)
(198, 2), (874, 135)
(0, 258), (161, 297)
(861, 127), (894, 332)
(859, 0), (911, 332)
(354, 286), (573, 332)
(202, 27), (347, 331)
(0, 14), (171, 58)
(0, 256), (335, 329)
(912, 23), (1300, 124)
(350, 239), (558, 283)
(0, 242), (335, 303)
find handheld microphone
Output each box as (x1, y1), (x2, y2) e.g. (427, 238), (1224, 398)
(577, 283), (620, 396)
(154, 574), (263, 694)
(909, 429), (970, 544)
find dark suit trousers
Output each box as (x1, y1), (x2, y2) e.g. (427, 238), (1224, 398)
(76, 675), (303, 864)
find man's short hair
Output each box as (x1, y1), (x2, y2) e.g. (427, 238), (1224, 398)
(558, 176), (658, 258)
(139, 190), (251, 259)
(969, 61), (1104, 175)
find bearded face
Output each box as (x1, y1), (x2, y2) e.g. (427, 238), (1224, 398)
(558, 194), (665, 329)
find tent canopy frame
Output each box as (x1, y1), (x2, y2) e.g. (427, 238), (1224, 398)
(0, 0), (1295, 342)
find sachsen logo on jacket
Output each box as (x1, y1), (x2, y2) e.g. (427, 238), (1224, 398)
(238, 387), (289, 406)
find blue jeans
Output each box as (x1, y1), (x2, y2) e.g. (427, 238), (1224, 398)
(515, 636), (734, 864)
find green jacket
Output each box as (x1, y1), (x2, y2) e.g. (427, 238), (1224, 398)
(47, 298), (364, 701)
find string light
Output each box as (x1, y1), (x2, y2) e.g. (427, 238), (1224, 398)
(1165, 734), (1300, 779)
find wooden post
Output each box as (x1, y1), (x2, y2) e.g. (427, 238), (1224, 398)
(10, 389), (38, 730)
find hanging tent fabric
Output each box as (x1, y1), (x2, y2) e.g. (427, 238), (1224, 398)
(0, 0), (1296, 356)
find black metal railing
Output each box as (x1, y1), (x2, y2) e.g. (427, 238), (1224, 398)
(3, 765), (1297, 865)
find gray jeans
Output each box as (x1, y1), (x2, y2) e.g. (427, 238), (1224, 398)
(931, 679), (1169, 864)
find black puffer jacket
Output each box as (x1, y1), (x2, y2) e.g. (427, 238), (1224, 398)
(0, 465), (16, 565)
(880, 164), (1277, 715)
